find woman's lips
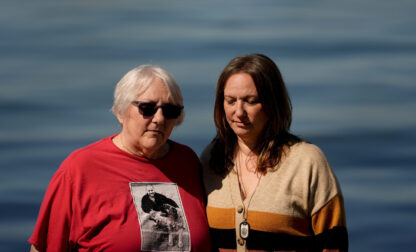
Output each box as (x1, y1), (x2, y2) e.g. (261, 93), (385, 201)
(232, 120), (249, 127)
(146, 129), (163, 135)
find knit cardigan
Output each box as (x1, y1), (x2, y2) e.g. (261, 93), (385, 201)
(201, 142), (348, 252)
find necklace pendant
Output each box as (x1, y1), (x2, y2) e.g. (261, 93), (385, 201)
(240, 221), (250, 239)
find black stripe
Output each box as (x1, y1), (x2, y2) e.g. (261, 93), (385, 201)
(209, 228), (236, 249)
(247, 230), (316, 250)
(316, 226), (348, 250)
(210, 226), (348, 251)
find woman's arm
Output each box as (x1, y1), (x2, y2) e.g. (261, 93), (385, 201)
(30, 244), (40, 252)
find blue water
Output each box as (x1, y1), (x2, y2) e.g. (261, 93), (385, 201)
(1, 0), (416, 251)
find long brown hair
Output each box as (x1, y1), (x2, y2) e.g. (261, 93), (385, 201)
(209, 53), (300, 175)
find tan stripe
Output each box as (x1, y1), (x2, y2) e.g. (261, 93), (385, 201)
(312, 194), (347, 234)
(207, 206), (235, 229)
(247, 210), (312, 236)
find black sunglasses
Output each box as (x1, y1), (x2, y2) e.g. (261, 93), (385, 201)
(131, 101), (183, 119)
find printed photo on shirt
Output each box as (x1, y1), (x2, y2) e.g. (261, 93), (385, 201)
(130, 182), (190, 251)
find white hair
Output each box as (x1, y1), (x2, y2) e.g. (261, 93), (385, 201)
(112, 65), (184, 125)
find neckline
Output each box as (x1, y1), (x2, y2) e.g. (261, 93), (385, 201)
(109, 134), (175, 162)
(235, 152), (261, 200)
(229, 167), (262, 206)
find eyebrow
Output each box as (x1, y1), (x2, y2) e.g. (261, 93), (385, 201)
(224, 94), (258, 99)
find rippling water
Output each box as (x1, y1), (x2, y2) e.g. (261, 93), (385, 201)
(1, 0), (416, 251)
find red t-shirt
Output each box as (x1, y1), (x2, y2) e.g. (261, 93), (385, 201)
(29, 136), (211, 251)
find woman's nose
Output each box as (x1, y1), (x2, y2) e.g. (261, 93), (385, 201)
(152, 107), (165, 123)
(235, 101), (245, 116)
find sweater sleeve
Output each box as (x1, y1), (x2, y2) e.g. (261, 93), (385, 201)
(307, 145), (348, 251)
(28, 158), (74, 251)
(312, 194), (348, 251)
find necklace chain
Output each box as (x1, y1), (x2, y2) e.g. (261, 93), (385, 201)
(236, 152), (261, 220)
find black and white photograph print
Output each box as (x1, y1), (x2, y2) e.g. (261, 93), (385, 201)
(130, 182), (190, 251)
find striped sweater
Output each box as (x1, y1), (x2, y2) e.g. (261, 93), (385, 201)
(201, 142), (348, 252)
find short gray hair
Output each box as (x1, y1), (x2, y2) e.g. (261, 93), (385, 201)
(112, 65), (184, 125)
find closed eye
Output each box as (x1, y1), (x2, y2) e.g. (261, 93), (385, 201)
(246, 99), (260, 105)
(224, 97), (236, 105)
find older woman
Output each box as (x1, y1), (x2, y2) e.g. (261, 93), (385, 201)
(29, 65), (211, 251)
(201, 54), (348, 251)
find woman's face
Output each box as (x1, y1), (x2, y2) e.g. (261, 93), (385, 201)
(116, 78), (177, 158)
(223, 73), (267, 147)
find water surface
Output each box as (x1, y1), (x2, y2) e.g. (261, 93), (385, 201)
(1, 0), (416, 251)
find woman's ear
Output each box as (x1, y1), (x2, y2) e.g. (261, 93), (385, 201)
(115, 112), (124, 127)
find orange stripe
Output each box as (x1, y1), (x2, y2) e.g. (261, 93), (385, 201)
(312, 194), (347, 235)
(206, 206), (235, 229)
(247, 210), (312, 236)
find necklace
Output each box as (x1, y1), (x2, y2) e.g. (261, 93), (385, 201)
(236, 152), (261, 240)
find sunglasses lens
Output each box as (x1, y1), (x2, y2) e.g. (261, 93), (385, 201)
(134, 102), (182, 119)
(162, 105), (182, 119)
(138, 103), (157, 116)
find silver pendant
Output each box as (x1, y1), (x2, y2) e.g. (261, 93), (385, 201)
(240, 221), (250, 239)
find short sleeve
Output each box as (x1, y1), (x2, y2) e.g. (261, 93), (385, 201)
(28, 158), (74, 251)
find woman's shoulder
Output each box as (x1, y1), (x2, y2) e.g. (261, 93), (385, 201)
(274, 141), (331, 174)
(169, 140), (199, 158)
(199, 141), (215, 166)
(67, 136), (111, 160)
(286, 141), (327, 161)
(282, 141), (337, 181)
(54, 136), (112, 176)
(199, 141), (227, 195)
